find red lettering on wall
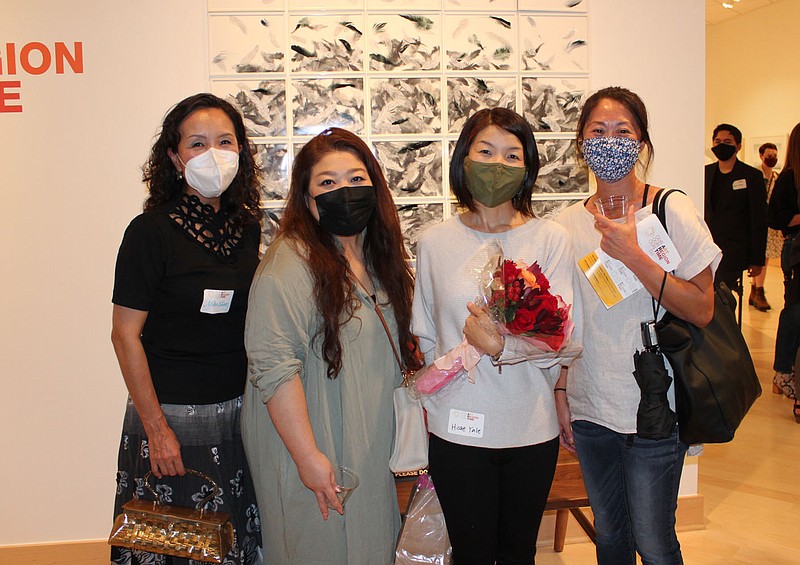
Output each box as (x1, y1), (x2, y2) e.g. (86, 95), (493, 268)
(1, 43), (18, 75)
(20, 42), (51, 75)
(0, 81), (23, 113)
(55, 42), (83, 74)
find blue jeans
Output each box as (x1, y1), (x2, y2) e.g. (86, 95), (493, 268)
(774, 237), (800, 373)
(572, 420), (687, 565)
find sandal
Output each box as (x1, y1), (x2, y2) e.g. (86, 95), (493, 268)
(773, 372), (796, 398)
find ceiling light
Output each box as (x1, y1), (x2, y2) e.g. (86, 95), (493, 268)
(722, 2), (733, 8)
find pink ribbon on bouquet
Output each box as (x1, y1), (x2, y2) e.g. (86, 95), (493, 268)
(415, 338), (483, 395)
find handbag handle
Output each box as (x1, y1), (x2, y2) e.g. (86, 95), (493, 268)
(348, 271), (412, 386)
(143, 468), (221, 508)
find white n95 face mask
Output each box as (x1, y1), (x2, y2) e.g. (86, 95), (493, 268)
(181, 147), (240, 198)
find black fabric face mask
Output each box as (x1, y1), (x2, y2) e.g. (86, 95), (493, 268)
(314, 185), (377, 237)
(711, 143), (737, 162)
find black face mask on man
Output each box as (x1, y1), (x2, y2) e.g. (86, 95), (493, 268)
(764, 156), (778, 168)
(711, 143), (737, 162)
(314, 185), (377, 237)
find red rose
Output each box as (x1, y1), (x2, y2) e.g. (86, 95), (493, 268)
(508, 294), (561, 336)
(507, 307), (538, 334)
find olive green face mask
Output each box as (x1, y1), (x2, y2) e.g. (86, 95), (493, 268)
(464, 157), (526, 208)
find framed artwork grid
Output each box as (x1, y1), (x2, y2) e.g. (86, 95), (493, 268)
(208, 1), (590, 254)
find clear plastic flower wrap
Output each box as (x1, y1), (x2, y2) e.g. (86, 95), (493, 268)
(394, 474), (453, 565)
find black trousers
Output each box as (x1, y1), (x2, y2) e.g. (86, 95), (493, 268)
(428, 433), (559, 565)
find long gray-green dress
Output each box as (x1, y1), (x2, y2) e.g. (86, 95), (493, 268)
(242, 237), (402, 565)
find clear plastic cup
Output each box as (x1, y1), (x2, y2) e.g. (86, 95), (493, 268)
(595, 194), (629, 220)
(327, 465), (359, 509)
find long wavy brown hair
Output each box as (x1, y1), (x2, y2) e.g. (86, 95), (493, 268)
(141, 93), (261, 227)
(280, 128), (420, 379)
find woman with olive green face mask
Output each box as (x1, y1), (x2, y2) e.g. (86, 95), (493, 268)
(463, 146), (527, 209)
(411, 108), (582, 565)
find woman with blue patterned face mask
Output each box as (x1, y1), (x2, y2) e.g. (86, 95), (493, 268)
(580, 97), (644, 189)
(555, 87), (721, 565)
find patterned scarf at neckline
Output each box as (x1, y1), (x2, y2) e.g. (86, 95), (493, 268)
(168, 193), (243, 263)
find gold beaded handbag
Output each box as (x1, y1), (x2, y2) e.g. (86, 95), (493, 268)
(108, 469), (234, 563)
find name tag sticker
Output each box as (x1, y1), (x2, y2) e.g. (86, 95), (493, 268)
(200, 289), (234, 314)
(732, 179), (747, 190)
(448, 409), (485, 438)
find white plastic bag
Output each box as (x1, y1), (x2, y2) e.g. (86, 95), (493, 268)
(394, 474), (453, 565)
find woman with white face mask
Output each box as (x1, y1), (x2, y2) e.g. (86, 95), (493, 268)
(555, 87), (721, 565)
(110, 93), (263, 565)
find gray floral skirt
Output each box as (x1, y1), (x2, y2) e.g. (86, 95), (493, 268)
(111, 396), (262, 565)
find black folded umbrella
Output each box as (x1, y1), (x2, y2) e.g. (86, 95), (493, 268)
(632, 350), (677, 440)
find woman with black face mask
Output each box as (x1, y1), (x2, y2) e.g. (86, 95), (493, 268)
(242, 128), (420, 564)
(411, 107), (582, 565)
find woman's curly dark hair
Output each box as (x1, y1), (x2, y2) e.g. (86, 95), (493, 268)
(280, 128), (421, 379)
(141, 93), (261, 226)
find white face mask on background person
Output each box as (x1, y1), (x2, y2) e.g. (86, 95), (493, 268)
(180, 147), (239, 198)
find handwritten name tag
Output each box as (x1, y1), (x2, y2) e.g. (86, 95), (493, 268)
(200, 289), (234, 314)
(448, 409), (485, 438)
(732, 179), (747, 190)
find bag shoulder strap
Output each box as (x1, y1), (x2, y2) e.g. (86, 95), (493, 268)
(373, 300), (406, 375)
(348, 270), (408, 382)
(650, 188), (685, 316)
(651, 188), (686, 232)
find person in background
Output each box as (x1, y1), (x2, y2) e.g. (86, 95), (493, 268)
(110, 93), (263, 565)
(412, 107), (581, 565)
(704, 123), (767, 305)
(557, 86), (721, 565)
(749, 142), (781, 311)
(242, 128), (419, 564)
(767, 122), (800, 415)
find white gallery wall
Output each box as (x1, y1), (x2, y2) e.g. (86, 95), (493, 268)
(706, 0), (800, 166)
(0, 0), (704, 546)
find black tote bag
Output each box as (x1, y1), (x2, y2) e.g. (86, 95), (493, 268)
(651, 189), (762, 444)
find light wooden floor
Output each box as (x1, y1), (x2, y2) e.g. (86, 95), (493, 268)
(538, 264), (800, 564)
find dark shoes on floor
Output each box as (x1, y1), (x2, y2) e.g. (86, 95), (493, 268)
(748, 285), (771, 312)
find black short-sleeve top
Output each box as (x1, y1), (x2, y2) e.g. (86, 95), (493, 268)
(112, 194), (260, 404)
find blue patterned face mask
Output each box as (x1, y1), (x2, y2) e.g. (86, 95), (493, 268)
(581, 136), (641, 184)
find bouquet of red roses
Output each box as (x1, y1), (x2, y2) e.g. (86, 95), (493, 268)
(478, 256), (573, 352)
(413, 246), (573, 397)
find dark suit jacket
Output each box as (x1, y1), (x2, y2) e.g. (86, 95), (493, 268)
(704, 159), (768, 272)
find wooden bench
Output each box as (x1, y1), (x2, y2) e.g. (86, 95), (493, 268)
(395, 447), (596, 553)
(545, 447), (596, 552)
